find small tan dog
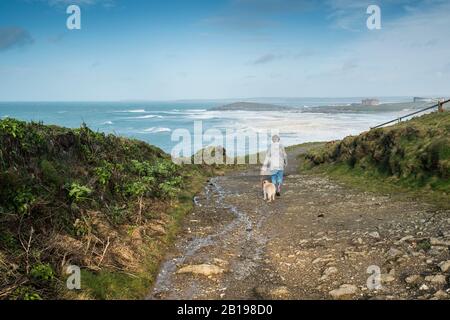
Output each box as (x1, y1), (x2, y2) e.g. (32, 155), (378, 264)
(262, 180), (276, 202)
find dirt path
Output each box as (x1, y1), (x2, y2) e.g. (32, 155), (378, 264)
(149, 146), (450, 300)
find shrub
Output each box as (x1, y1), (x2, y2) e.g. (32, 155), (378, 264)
(94, 161), (113, 186)
(124, 181), (149, 198)
(0, 230), (19, 251)
(30, 263), (54, 282)
(24, 292), (43, 300)
(73, 217), (91, 237)
(40, 159), (61, 185)
(11, 286), (43, 300)
(13, 187), (36, 215)
(159, 176), (183, 199)
(107, 205), (130, 225)
(152, 159), (179, 177)
(67, 183), (92, 203)
(0, 118), (25, 139)
(416, 239), (431, 252)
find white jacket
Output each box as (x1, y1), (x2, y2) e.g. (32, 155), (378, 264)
(261, 142), (288, 173)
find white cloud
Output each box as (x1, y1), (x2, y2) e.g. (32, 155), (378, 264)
(306, 1), (450, 96)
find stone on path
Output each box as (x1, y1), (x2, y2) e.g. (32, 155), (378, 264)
(329, 284), (358, 299)
(419, 284), (429, 291)
(387, 247), (402, 258)
(405, 275), (422, 284)
(320, 266), (338, 281)
(177, 264), (225, 277)
(430, 238), (450, 247)
(324, 266), (338, 276)
(424, 274), (447, 285)
(438, 260), (450, 272)
(381, 274), (395, 283)
(433, 290), (448, 299)
(369, 231), (380, 239)
(254, 285), (291, 299)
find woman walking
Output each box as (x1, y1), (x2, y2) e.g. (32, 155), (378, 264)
(261, 135), (288, 196)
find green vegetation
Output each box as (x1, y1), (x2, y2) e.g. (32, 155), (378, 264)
(30, 264), (55, 282)
(302, 112), (450, 207)
(416, 239), (432, 252)
(67, 183), (92, 203)
(0, 118), (208, 299)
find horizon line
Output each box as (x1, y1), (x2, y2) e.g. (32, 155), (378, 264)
(2, 95), (450, 104)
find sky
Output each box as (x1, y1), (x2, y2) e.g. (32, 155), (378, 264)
(0, 0), (449, 101)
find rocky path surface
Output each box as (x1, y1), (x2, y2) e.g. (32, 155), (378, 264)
(150, 146), (450, 300)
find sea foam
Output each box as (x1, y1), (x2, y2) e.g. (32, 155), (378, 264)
(143, 127), (171, 133)
(131, 115), (163, 119)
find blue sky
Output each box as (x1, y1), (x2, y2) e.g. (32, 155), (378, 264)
(0, 0), (449, 101)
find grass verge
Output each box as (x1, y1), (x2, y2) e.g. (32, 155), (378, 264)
(299, 112), (450, 209)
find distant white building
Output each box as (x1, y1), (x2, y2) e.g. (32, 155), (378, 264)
(361, 98), (379, 106)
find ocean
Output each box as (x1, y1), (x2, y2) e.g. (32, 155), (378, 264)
(0, 98), (419, 156)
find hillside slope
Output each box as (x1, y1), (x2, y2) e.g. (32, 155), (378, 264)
(304, 111), (449, 202)
(0, 118), (206, 299)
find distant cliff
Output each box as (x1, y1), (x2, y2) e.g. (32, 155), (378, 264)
(211, 101), (430, 113)
(211, 101), (298, 111)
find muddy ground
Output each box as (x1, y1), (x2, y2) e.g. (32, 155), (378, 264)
(149, 146), (450, 300)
